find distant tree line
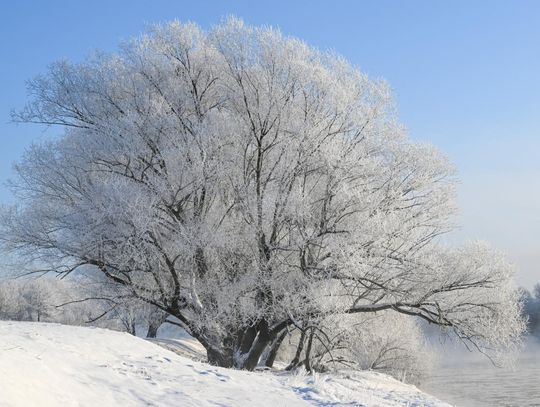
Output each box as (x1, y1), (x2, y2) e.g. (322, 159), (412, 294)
(520, 283), (540, 337)
(0, 276), (169, 338)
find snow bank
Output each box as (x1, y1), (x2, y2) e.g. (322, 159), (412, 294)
(0, 322), (450, 407)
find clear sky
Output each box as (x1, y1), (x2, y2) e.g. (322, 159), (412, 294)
(0, 1), (538, 288)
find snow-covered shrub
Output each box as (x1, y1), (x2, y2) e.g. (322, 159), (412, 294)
(276, 312), (431, 383)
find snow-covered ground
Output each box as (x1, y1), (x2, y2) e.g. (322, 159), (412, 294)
(0, 321), (451, 407)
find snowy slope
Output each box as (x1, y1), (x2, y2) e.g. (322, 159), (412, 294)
(0, 322), (451, 407)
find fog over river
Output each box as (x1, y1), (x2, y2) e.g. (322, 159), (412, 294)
(420, 338), (540, 407)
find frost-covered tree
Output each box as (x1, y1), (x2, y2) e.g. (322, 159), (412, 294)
(62, 272), (170, 337)
(277, 312), (432, 383)
(0, 278), (92, 324)
(1, 18), (525, 370)
(520, 284), (540, 337)
(0, 275), (167, 336)
(0, 279), (57, 322)
(103, 291), (169, 337)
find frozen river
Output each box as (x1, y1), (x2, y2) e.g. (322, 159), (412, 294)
(420, 340), (540, 407)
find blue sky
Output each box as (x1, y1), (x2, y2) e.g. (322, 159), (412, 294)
(0, 1), (538, 287)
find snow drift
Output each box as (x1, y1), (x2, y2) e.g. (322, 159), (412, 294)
(0, 322), (450, 407)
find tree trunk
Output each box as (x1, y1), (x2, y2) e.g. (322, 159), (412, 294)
(146, 322), (160, 338)
(264, 330), (287, 368)
(241, 320), (273, 371)
(166, 307), (286, 371)
(304, 328), (314, 373)
(206, 346), (235, 368)
(286, 329), (306, 371)
(146, 312), (168, 338)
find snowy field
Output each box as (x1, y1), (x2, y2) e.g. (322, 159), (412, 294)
(0, 321), (451, 407)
